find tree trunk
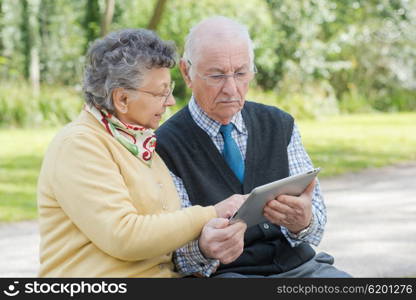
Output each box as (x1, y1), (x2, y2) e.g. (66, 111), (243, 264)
(0, 0), (3, 53)
(21, 0), (30, 80)
(20, 0), (40, 93)
(147, 0), (168, 31)
(84, 0), (101, 52)
(38, 0), (54, 81)
(101, 0), (115, 37)
(29, 1), (40, 95)
(30, 47), (40, 95)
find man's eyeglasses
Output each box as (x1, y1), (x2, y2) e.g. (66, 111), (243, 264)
(136, 81), (175, 104)
(187, 60), (257, 87)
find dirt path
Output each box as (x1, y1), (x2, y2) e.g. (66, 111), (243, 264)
(1, 162), (415, 277)
(316, 162), (416, 277)
(0, 221), (39, 277)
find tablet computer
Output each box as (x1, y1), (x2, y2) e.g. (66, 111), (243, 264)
(230, 168), (320, 227)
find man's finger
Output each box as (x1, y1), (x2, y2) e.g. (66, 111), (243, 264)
(276, 194), (302, 209)
(303, 179), (316, 197)
(216, 230), (246, 264)
(264, 207), (286, 223)
(266, 199), (293, 214)
(206, 217), (229, 229)
(222, 242), (245, 264)
(210, 220), (246, 242)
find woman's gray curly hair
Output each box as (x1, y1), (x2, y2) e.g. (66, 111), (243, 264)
(83, 28), (177, 113)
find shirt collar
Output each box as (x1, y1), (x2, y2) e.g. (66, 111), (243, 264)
(188, 96), (247, 138)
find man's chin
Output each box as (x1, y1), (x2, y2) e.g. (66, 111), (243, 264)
(212, 108), (243, 124)
(216, 100), (244, 110)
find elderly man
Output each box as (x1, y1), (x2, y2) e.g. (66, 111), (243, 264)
(156, 16), (350, 278)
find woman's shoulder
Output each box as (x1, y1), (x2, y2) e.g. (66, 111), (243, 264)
(45, 112), (112, 160)
(54, 111), (108, 143)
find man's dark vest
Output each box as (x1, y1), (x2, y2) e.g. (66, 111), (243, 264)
(156, 101), (315, 275)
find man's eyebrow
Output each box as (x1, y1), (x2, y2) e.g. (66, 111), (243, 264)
(206, 67), (225, 73)
(235, 64), (249, 71)
(206, 64), (250, 74)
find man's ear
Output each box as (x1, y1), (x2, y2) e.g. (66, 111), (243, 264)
(112, 88), (129, 114)
(179, 59), (193, 88)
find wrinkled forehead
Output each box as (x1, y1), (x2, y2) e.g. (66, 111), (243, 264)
(195, 39), (251, 72)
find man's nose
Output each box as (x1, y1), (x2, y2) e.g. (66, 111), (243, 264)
(221, 75), (239, 96)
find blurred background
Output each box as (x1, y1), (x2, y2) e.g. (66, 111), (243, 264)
(0, 0), (415, 277)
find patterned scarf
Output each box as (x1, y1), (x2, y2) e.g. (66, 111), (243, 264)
(85, 105), (157, 166)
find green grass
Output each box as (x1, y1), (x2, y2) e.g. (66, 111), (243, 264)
(1, 112), (415, 222)
(0, 128), (58, 221)
(299, 113), (416, 177)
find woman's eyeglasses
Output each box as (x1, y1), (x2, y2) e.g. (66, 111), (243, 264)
(136, 81), (175, 104)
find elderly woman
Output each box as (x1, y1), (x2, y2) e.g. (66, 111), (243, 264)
(37, 29), (244, 277)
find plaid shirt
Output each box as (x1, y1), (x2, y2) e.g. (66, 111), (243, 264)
(171, 97), (326, 277)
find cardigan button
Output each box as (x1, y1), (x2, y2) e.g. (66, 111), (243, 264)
(263, 223), (270, 230)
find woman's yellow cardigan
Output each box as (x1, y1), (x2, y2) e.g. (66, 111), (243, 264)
(37, 111), (216, 277)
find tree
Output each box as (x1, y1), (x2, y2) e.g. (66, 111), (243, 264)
(84, 0), (101, 51)
(38, 0), (54, 81)
(147, 0), (168, 31)
(29, 0), (40, 95)
(20, 0), (30, 80)
(19, 0), (40, 93)
(101, 0), (115, 37)
(0, 0), (3, 53)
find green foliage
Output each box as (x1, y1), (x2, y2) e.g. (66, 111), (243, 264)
(0, 0), (3, 52)
(84, 0), (101, 52)
(247, 81), (339, 120)
(0, 0), (415, 127)
(0, 82), (83, 127)
(371, 89), (416, 112)
(326, 0), (416, 113)
(338, 86), (374, 113)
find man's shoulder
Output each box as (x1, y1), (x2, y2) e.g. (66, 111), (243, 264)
(244, 101), (294, 123)
(158, 105), (188, 128)
(156, 106), (192, 143)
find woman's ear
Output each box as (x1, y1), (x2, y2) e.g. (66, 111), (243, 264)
(179, 59), (193, 88)
(112, 88), (129, 114)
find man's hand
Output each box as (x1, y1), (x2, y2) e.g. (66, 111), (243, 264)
(199, 218), (247, 264)
(263, 179), (316, 234)
(214, 194), (248, 219)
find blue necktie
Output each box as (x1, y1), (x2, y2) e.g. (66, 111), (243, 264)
(219, 124), (245, 183)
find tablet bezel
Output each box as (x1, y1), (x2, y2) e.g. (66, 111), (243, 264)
(230, 168), (320, 227)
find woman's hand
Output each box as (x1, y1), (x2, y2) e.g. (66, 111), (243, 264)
(214, 194), (248, 219)
(199, 218), (247, 264)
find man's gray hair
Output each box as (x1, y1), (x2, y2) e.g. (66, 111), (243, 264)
(83, 28), (176, 113)
(183, 16), (254, 78)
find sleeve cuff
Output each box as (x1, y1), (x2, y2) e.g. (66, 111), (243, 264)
(284, 212), (318, 247)
(173, 239), (220, 277)
(188, 240), (220, 277)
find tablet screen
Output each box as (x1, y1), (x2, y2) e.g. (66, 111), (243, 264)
(230, 168), (320, 227)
